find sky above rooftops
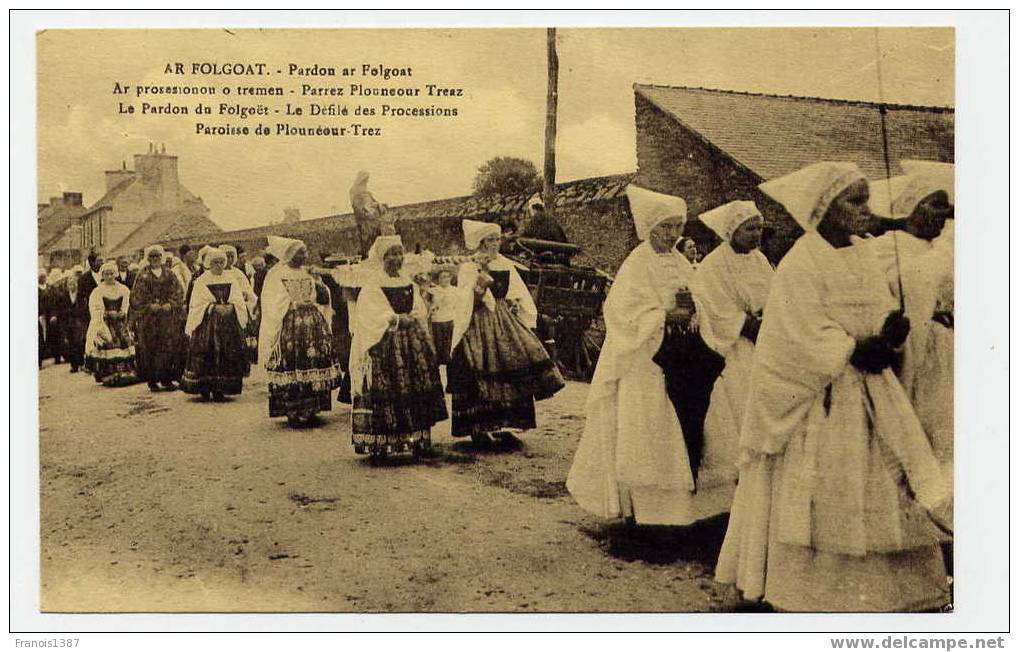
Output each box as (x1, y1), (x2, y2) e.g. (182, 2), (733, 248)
(38, 27), (953, 231)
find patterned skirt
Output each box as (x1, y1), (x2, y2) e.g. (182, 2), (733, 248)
(352, 320), (448, 455)
(181, 305), (248, 396)
(266, 304), (342, 418)
(86, 315), (139, 387)
(447, 300), (565, 438)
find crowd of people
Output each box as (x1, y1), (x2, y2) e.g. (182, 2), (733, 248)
(568, 159), (955, 612)
(37, 159), (954, 612)
(37, 219), (565, 459)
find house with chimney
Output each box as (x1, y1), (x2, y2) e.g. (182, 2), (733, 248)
(39, 144), (222, 267)
(38, 192), (88, 269)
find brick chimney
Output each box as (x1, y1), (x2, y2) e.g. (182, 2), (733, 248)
(62, 192), (83, 207)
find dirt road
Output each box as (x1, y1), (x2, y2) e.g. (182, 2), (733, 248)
(39, 362), (737, 613)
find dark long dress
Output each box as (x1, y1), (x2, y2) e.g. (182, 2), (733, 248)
(42, 285), (67, 363)
(320, 274), (352, 402)
(86, 296), (139, 387)
(352, 285), (447, 455)
(447, 269), (565, 438)
(181, 283), (247, 396)
(38, 286), (49, 365)
(49, 285), (84, 370)
(74, 272), (98, 370)
(130, 268), (186, 384)
(652, 320), (725, 483)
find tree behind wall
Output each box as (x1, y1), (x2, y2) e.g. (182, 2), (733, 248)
(472, 157), (541, 198)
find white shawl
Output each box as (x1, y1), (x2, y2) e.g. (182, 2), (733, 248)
(738, 232), (947, 554)
(693, 243), (774, 358)
(85, 281), (130, 354)
(567, 242), (700, 520)
(185, 270), (249, 337)
(587, 242), (696, 389)
(257, 264), (325, 366)
(348, 270), (428, 398)
(226, 266), (257, 313)
(450, 254), (537, 353)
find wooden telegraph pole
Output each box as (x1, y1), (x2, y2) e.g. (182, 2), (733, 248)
(543, 27), (559, 216)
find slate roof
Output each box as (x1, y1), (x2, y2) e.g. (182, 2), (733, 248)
(635, 84), (954, 180)
(38, 199), (89, 251)
(81, 176), (137, 216)
(111, 210), (223, 257)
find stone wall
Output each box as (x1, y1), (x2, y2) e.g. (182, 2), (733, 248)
(634, 93), (803, 264)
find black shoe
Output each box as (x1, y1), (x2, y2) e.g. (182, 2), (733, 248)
(412, 442), (439, 459)
(69, 366), (78, 373)
(470, 432), (494, 447)
(201, 391), (211, 401)
(212, 392), (226, 402)
(148, 382), (161, 392)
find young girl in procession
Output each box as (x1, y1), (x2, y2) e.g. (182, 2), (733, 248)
(447, 219), (565, 446)
(130, 245), (186, 392)
(258, 236), (342, 427)
(714, 162), (952, 612)
(84, 261), (139, 387)
(181, 247), (250, 401)
(428, 266), (457, 367)
(566, 186), (729, 526)
(349, 235), (447, 460)
(694, 200), (774, 490)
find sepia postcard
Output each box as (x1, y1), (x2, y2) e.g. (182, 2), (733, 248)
(10, 10), (1011, 637)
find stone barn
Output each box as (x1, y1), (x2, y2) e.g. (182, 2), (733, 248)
(632, 84), (955, 263)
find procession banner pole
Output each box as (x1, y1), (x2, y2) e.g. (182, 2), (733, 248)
(874, 28), (906, 312)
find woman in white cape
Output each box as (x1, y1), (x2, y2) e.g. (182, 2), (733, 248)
(259, 236), (341, 426)
(349, 235), (447, 460)
(567, 185), (728, 526)
(867, 161), (955, 469)
(181, 247), (250, 401)
(446, 219), (565, 445)
(714, 162), (951, 612)
(84, 260), (139, 387)
(220, 244), (260, 366)
(695, 200), (774, 492)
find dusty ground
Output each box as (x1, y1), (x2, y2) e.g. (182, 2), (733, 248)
(39, 361), (739, 613)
